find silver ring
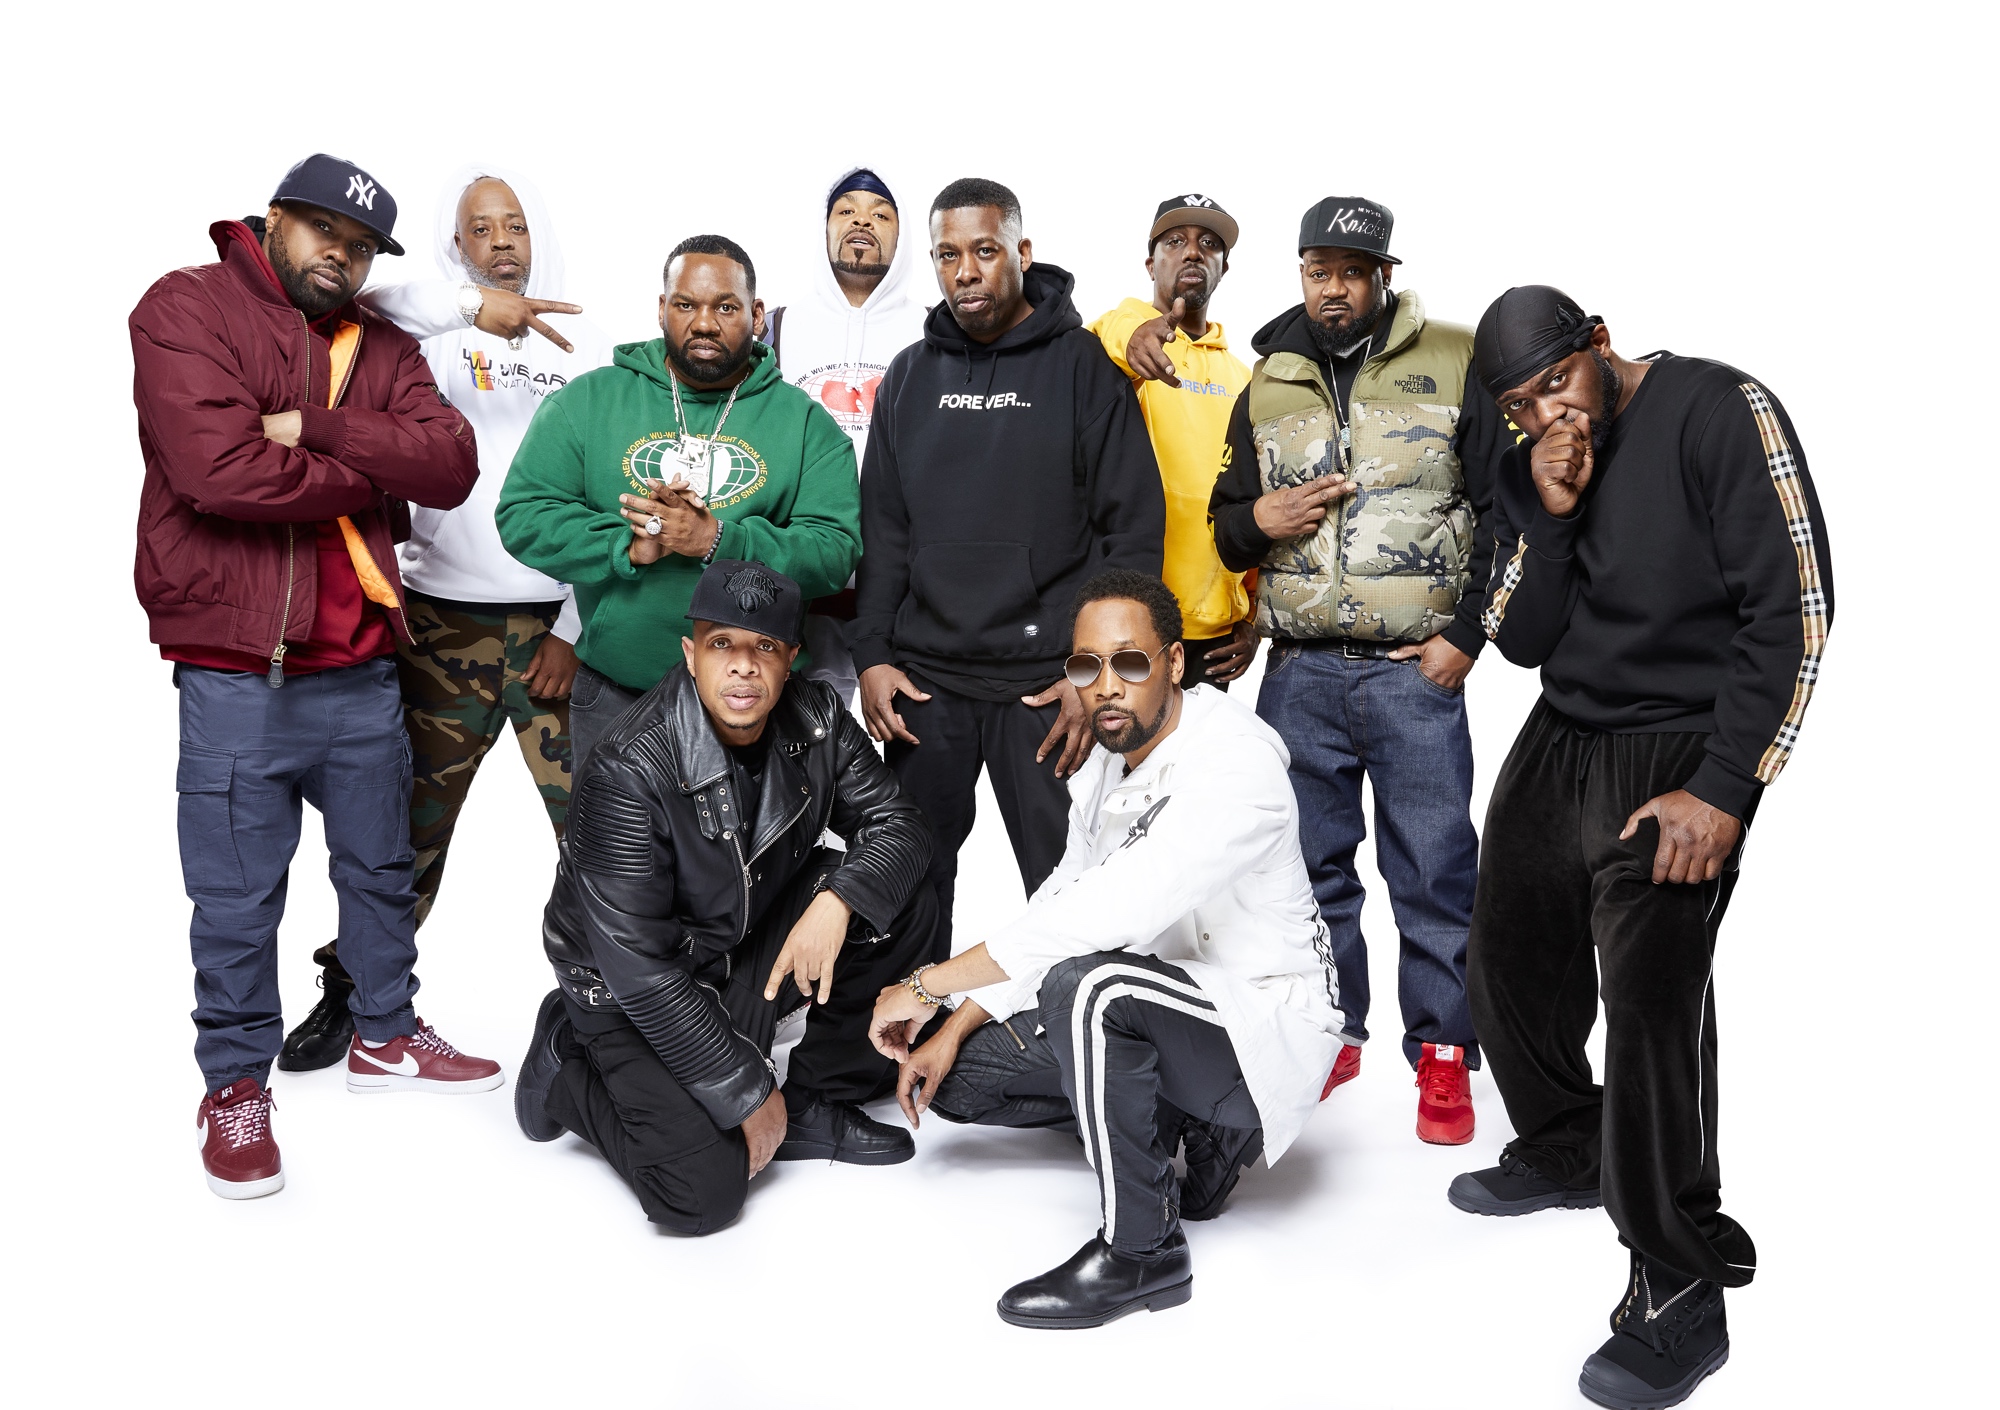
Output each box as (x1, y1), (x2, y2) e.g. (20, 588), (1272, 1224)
(644, 516), (662, 537)
(508, 334), (526, 350)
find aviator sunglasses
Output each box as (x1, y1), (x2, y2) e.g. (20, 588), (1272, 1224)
(1064, 644), (1170, 689)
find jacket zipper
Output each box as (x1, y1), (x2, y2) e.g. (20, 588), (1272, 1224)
(267, 525), (296, 687)
(729, 791), (814, 946)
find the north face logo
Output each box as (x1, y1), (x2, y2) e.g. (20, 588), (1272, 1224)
(1396, 374), (1438, 394)
(346, 175), (376, 210)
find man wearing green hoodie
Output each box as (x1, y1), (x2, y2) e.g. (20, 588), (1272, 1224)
(499, 235), (863, 766)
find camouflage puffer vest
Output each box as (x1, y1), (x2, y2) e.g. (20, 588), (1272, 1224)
(1248, 293), (1476, 642)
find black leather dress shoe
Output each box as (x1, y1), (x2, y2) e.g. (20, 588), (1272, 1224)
(514, 990), (571, 1143)
(277, 970), (355, 1072)
(773, 1094), (914, 1165)
(1180, 1120), (1263, 1221)
(998, 1231), (1193, 1329)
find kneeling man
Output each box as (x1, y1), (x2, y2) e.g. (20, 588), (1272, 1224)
(869, 569), (1342, 1326)
(514, 559), (940, 1232)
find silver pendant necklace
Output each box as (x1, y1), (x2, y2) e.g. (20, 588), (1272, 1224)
(667, 370), (742, 495)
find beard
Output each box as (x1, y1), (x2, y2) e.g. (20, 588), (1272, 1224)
(1089, 689), (1174, 755)
(468, 260), (530, 295)
(665, 332), (754, 387)
(1170, 268), (1212, 312)
(268, 226), (350, 318)
(1306, 288), (1386, 360)
(832, 251), (889, 284)
(1586, 350), (1622, 448)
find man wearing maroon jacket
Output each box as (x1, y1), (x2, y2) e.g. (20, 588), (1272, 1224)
(130, 154), (505, 1202)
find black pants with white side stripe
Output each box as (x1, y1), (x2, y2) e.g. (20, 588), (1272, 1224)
(1469, 699), (1760, 1288)
(1028, 951), (1262, 1260)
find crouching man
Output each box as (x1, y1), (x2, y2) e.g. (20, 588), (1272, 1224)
(868, 570), (1343, 1326)
(512, 560), (941, 1232)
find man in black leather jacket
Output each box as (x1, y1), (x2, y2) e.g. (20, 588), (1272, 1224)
(512, 559), (940, 1232)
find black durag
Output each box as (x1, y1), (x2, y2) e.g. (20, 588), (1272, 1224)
(1474, 286), (1605, 397)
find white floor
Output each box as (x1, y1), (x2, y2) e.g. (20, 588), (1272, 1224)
(8, 651), (1963, 1408)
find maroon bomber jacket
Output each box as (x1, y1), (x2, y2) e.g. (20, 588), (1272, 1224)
(128, 220), (478, 665)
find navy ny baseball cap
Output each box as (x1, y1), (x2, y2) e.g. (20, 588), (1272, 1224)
(270, 154), (405, 256)
(1297, 196), (1400, 264)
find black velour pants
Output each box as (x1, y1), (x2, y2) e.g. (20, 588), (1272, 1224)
(1469, 699), (1759, 1288)
(932, 951), (1262, 1261)
(543, 861), (942, 1233)
(884, 675), (1071, 961)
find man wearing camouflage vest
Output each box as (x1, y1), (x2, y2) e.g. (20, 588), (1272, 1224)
(1209, 197), (1507, 1145)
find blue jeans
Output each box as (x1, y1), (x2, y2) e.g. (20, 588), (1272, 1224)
(175, 659), (420, 1091)
(1255, 644), (1480, 1069)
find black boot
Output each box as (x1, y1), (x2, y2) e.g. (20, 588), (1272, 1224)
(997, 1230), (1193, 1329)
(277, 949), (355, 1073)
(514, 990), (572, 1143)
(1578, 1252), (1730, 1409)
(1447, 1148), (1602, 1215)
(1180, 1120), (1263, 1221)
(773, 1092), (914, 1165)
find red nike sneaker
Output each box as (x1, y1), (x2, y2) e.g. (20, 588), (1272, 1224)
(346, 1021), (503, 1094)
(1320, 1043), (1362, 1099)
(1415, 1042), (1475, 1145)
(197, 1079), (284, 1200)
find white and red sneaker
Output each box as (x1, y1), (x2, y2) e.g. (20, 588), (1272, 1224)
(1415, 1042), (1475, 1145)
(197, 1079), (284, 1200)
(346, 1021), (503, 1094)
(1320, 1042), (1362, 1100)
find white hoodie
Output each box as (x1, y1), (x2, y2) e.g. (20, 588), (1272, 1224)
(768, 164), (931, 470)
(360, 163), (613, 637)
(969, 686), (1345, 1162)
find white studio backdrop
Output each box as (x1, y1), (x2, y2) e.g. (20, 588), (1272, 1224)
(1, 3), (1988, 1406)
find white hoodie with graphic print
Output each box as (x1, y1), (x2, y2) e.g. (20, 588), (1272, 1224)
(967, 685), (1345, 1162)
(767, 163), (931, 470)
(360, 163), (613, 639)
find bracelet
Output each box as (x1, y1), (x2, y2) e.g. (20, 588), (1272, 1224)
(902, 964), (945, 1009)
(699, 517), (725, 565)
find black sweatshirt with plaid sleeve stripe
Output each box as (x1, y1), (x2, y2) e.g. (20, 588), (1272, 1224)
(1479, 353), (1833, 819)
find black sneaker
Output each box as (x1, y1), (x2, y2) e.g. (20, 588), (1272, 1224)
(997, 1230), (1193, 1329)
(774, 1094), (914, 1165)
(1448, 1148), (1602, 1215)
(277, 967), (355, 1072)
(1578, 1253), (1729, 1409)
(1180, 1120), (1263, 1221)
(514, 990), (571, 1143)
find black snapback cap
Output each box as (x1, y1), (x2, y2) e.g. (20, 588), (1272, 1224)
(1149, 194), (1239, 251)
(1297, 196), (1399, 264)
(687, 560), (804, 646)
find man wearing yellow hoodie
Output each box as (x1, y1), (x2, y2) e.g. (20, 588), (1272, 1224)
(1088, 196), (1256, 687)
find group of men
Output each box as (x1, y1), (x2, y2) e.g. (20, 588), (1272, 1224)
(129, 152), (1831, 1410)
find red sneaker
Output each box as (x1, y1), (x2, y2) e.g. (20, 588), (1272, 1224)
(1320, 1043), (1362, 1100)
(346, 1021), (503, 1094)
(1415, 1042), (1475, 1145)
(197, 1079), (284, 1200)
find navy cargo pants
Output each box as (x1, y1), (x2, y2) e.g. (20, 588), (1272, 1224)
(174, 658), (421, 1092)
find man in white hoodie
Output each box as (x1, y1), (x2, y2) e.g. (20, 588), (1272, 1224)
(279, 165), (615, 1070)
(869, 569), (1341, 1329)
(760, 166), (929, 702)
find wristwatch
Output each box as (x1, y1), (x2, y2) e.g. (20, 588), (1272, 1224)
(456, 282), (484, 327)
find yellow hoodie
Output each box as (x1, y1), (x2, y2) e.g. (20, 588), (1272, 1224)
(1089, 298), (1252, 639)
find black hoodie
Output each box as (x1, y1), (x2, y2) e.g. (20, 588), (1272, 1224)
(848, 263), (1165, 698)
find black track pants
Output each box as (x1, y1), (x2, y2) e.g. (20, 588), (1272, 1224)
(884, 679), (1071, 961)
(975, 951), (1262, 1260)
(544, 868), (941, 1232)
(1469, 699), (1759, 1288)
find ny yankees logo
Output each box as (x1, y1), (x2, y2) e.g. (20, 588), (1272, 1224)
(1180, 194), (1215, 209)
(346, 174), (377, 210)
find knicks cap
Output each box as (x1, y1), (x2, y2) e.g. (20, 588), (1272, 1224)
(1149, 194), (1239, 252)
(687, 560), (805, 646)
(1297, 196), (1399, 264)
(271, 154), (405, 256)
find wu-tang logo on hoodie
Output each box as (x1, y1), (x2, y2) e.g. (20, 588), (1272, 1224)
(624, 433), (769, 510)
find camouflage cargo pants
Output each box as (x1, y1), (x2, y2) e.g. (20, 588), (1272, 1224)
(396, 593), (572, 926)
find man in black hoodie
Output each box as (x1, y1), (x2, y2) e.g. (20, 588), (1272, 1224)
(1451, 286), (1832, 1410)
(850, 178), (1164, 957)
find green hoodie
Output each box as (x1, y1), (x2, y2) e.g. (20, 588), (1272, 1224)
(497, 340), (861, 691)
